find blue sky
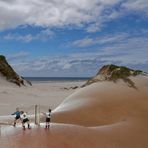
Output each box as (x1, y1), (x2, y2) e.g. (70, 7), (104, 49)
(0, 0), (148, 77)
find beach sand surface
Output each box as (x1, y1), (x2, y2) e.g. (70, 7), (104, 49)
(0, 80), (83, 116)
(0, 75), (148, 148)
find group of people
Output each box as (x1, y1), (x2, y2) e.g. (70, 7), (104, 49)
(11, 107), (51, 130)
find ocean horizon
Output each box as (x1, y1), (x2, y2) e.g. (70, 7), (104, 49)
(24, 77), (90, 82)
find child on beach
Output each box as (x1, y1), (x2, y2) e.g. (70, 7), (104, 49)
(20, 111), (31, 130)
(11, 107), (21, 127)
(42, 109), (51, 129)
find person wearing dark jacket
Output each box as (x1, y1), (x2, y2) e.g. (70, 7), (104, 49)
(11, 107), (21, 127)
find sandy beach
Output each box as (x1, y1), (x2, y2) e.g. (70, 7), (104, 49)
(0, 80), (84, 116)
(0, 75), (148, 148)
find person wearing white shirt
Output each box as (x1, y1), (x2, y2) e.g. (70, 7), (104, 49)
(20, 111), (31, 130)
(42, 108), (51, 129)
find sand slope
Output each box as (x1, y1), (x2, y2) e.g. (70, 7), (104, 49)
(49, 75), (148, 147)
(52, 76), (148, 126)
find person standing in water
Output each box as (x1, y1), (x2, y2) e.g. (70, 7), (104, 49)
(42, 108), (51, 129)
(20, 111), (31, 130)
(11, 107), (21, 127)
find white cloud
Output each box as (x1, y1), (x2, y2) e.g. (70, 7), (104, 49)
(3, 29), (54, 42)
(11, 34), (148, 76)
(98, 36), (148, 65)
(0, 0), (147, 31)
(122, 0), (148, 15)
(71, 37), (95, 47)
(68, 33), (129, 47)
(7, 51), (29, 61)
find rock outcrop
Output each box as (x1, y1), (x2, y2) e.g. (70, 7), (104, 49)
(82, 64), (147, 89)
(0, 55), (32, 86)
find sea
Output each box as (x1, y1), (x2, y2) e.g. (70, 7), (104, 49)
(24, 77), (90, 83)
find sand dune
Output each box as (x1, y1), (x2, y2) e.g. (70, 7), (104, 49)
(45, 75), (148, 147)
(52, 76), (148, 126)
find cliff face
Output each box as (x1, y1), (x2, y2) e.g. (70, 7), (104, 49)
(0, 55), (31, 86)
(82, 64), (146, 89)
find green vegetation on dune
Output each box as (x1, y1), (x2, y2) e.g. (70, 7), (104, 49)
(83, 64), (144, 89)
(0, 55), (31, 86)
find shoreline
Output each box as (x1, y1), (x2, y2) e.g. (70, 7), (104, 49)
(25, 77), (89, 83)
(31, 80), (86, 84)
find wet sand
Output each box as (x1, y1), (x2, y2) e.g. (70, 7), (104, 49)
(0, 121), (148, 148)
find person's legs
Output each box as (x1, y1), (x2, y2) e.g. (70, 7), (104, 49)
(45, 122), (48, 128)
(27, 121), (30, 129)
(13, 119), (17, 127)
(47, 122), (50, 128)
(46, 119), (50, 128)
(22, 122), (25, 130)
(45, 117), (50, 128)
(13, 116), (21, 127)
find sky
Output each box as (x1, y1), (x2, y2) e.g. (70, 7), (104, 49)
(0, 0), (148, 77)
